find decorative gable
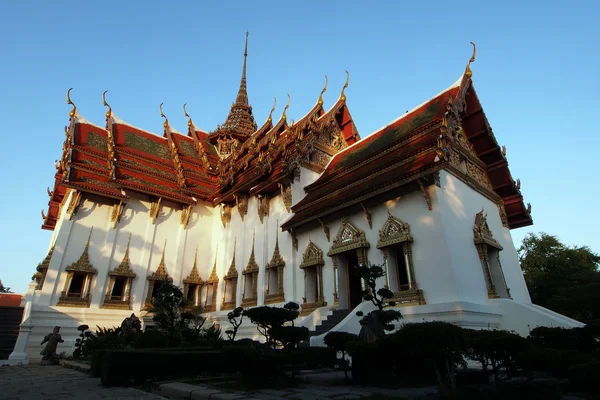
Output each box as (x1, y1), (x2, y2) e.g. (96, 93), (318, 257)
(473, 209), (503, 250)
(300, 240), (324, 268)
(65, 228), (98, 274)
(327, 217), (370, 256)
(376, 212), (413, 248)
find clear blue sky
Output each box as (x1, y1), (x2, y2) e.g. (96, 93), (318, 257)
(1, 0), (598, 293)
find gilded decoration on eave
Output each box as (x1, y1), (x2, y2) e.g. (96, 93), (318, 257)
(376, 211), (413, 249)
(360, 202), (372, 229)
(65, 228), (97, 274)
(234, 193), (249, 221)
(417, 180), (433, 211)
(300, 240), (324, 269)
(318, 218), (330, 242)
(148, 240), (172, 281)
(149, 197), (162, 225)
(221, 203), (232, 227)
(257, 194), (270, 224)
(327, 217), (370, 256)
(67, 191), (83, 220)
(110, 200), (125, 229)
(278, 183), (292, 213)
(181, 204), (193, 228)
(103, 90), (117, 181)
(109, 234), (136, 278)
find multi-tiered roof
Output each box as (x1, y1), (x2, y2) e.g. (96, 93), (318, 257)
(42, 34), (359, 230)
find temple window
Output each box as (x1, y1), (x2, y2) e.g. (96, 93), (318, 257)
(57, 229), (97, 308)
(222, 241), (239, 311)
(376, 212), (425, 306)
(34, 246), (54, 290)
(183, 249), (205, 308)
(299, 240), (326, 315)
(241, 235), (259, 308)
(327, 217), (371, 310)
(144, 242), (173, 310)
(103, 235), (136, 310)
(473, 210), (510, 299)
(265, 231), (285, 304)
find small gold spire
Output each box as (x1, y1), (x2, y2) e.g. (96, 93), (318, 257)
(318, 75), (328, 105)
(183, 103), (194, 128)
(340, 71), (349, 102)
(267, 97), (276, 122)
(159, 103), (169, 129)
(66, 88), (77, 118)
(465, 42), (477, 79)
(102, 90), (112, 119)
(282, 94), (290, 120)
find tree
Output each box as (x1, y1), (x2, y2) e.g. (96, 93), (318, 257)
(0, 280), (12, 293)
(226, 307), (244, 341)
(243, 305), (300, 349)
(354, 263), (402, 341)
(519, 233), (600, 323)
(324, 331), (359, 382)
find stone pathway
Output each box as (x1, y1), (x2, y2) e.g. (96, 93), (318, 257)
(0, 364), (165, 400)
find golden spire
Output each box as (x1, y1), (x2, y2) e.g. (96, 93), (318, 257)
(183, 103), (193, 128)
(245, 230), (259, 273)
(465, 42), (477, 79)
(66, 88), (77, 118)
(156, 239), (168, 275)
(282, 94), (290, 120)
(159, 103), (169, 130)
(102, 90), (112, 119)
(227, 238), (237, 276)
(208, 245), (219, 282)
(340, 71), (349, 102)
(267, 97), (276, 122)
(318, 75), (328, 105)
(111, 233), (136, 277)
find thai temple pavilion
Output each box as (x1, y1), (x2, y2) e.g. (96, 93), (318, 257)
(10, 34), (582, 361)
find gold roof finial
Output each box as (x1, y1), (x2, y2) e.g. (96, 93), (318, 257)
(183, 103), (193, 128)
(465, 42), (477, 79)
(318, 75), (328, 105)
(159, 103), (169, 130)
(282, 94), (291, 120)
(267, 97), (276, 122)
(66, 88), (77, 118)
(340, 71), (349, 102)
(102, 90), (112, 119)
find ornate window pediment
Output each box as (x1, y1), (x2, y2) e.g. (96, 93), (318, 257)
(327, 217), (370, 256)
(300, 240), (324, 269)
(473, 209), (503, 250)
(376, 212), (413, 249)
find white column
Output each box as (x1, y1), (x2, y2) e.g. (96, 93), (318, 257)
(8, 282), (38, 363)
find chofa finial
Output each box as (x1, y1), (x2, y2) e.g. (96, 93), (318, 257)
(318, 75), (328, 105)
(267, 97), (276, 122)
(282, 94), (290, 120)
(159, 103), (169, 129)
(66, 88), (77, 118)
(465, 42), (477, 79)
(340, 71), (349, 102)
(183, 103), (193, 128)
(102, 90), (112, 119)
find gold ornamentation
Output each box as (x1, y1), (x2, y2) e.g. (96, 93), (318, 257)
(110, 200), (125, 229)
(417, 180), (432, 211)
(299, 240), (324, 269)
(474, 209), (503, 250)
(527, 203), (532, 215)
(502, 145), (507, 158)
(257, 194), (270, 224)
(516, 179), (521, 190)
(289, 228), (298, 252)
(376, 211), (413, 248)
(149, 197), (162, 224)
(67, 191), (83, 220)
(221, 203), (232, 227)
(497, 200), (509, 228)
(225, 238), (238, 279)
(318, 218), (330, 242)
(318, 75), (328, 105)
(47, 187), (53, 197)
(243, 233), (259, 274)
(66, 88), (77, 118)
(181, 204), (193, 228)
(360, 202), (372, 229)
(183, 103), (193, 128)
(327, 217), (370, 256)
(473, 209), (508, 298)
(340, 70), (349, 102)
(204, 248), (219, 312)
(109, 234), (136, 278)
(41, 210), (47, 220)
(234, 193), (248, 221)
(282, 94), (290, 120)
(148, 240), (172, 281)
(464, 41), (476, 79)
(267, 97), (276, 122)
(278, 183), (292, 213)
(65, 228), (97, 274)
(183, 247), (204, 285)
(159, 103), (169, 129)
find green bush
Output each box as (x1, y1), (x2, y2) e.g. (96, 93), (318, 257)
(100, 349), (228, 387)
(518, 347), (592, 378)
(528, 326), (580, 350)
(568, 360), (600, 392)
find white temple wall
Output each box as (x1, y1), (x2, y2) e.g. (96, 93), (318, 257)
(436, 171), (530, 303)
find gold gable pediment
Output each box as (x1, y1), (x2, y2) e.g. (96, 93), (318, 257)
(300, 240), (324, 269)
(327, 217), (370, 256)
(376, 212), (413, 248)
(473, 209), (502, 250)
(65, 228), (97, 274)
